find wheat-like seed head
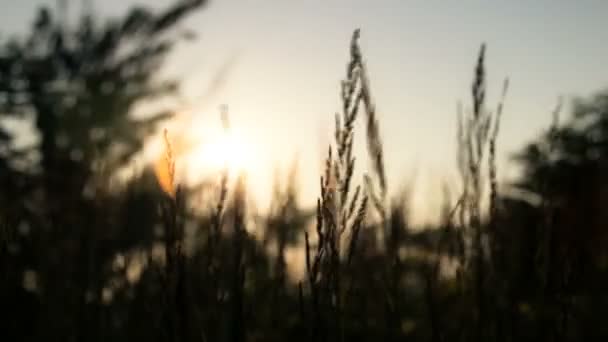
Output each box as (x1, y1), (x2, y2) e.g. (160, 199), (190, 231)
(154, 128), (176, 198)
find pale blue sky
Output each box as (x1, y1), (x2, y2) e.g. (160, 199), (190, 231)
(3, 1), (608, 224)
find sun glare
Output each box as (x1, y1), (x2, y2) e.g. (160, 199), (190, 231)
(184, 128), (257, 181)
(150, 108), (269, 204)
(201, 133), (252, 171)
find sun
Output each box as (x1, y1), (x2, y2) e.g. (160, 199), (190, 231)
(151, 108), (265, 195)
(183, 128), (256, 181)
(201, 132), (252, 171)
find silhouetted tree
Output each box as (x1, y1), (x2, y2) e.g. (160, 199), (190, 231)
(0, 1), (205, 341)
(0, 0), (206, 198)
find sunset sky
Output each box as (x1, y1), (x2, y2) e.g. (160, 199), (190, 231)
(4, 0), (608, 224)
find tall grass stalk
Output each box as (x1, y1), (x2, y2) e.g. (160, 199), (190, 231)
(454, 43), (508, 341)
(535, 98), (564, 340)
(229, 174), (247, 342)
(159, 129), (188, 342)
(304, 29), (370, 342)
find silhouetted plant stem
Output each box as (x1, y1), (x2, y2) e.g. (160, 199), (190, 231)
(424, 268), (441, 342)
(303, 29), (373, 342)
(535, 98), (563, 342)
(158, 130), (188, 342)
(228, 174), (247, 342)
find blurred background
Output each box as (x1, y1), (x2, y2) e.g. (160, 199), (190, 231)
(2, 1), (608, 341)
